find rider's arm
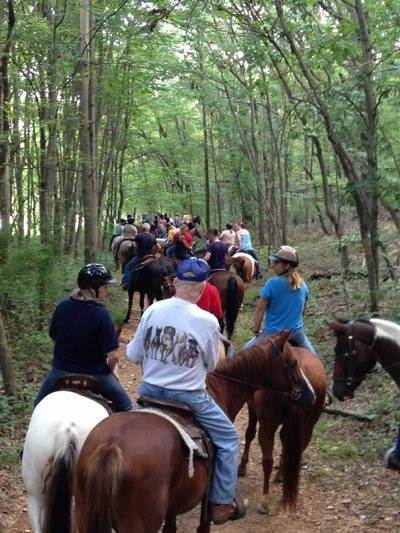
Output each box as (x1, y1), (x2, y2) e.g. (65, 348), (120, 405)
(253, 296), (269, 336)
(303, 300), (308, 316)
(107, 349), (119, 371)
(203, 326), (221, 373)
(203, 251), (211, 262)
(154, 242), (161, 252)
(180, 235), (191, 249)
(236, 231), (242, 249)
(127, 322), (146, 364)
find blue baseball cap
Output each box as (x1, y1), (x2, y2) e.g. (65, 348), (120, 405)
(176, 259), (208, 282)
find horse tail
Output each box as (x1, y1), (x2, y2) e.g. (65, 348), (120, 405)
(42, 422), (78, 533)
(77, 441), (124, 533)
(225, 276), (239, 339)
(282, 409), (304, 511)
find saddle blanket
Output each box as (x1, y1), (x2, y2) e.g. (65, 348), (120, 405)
(135, 408), (208, 477)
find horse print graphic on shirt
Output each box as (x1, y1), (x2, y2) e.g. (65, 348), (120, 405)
(144, 326), (203, 367)
(172, 332), (187, 364)
(160, 326), (176, 364)
(179, 338), (200, 368)
(150, 327), (162, 359)
(144, 326), (153, 357)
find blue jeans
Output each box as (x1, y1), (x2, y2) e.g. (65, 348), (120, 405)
(244, 249), (260, 277)
(167, 245), (175, 258)
(242, 327), (316, 354)
(395, 428), (400, 460)
(138, 382), (238, 504)
(177, 252), (192, 260)
(34, 367), (133, 412)
(124, 254), (144, 287)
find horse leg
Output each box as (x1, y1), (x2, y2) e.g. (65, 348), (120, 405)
(197, 517), (212, 533)
(238, 398), (257, 477)
(26, 492), (45, 533)
(140, 292), (146, 316)
(124, 289), (134, 323)
(257, 409), (282, 515)
(162, 515), (177, 533)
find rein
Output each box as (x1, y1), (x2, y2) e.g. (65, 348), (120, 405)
(213, 339), (303, 402)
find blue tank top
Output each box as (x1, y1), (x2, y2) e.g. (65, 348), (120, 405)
(240, 230), (252, 250)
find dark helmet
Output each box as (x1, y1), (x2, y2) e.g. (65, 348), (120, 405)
(77, 263), (118, 290)
(226, 222), (233, 229)
(268, 246), (299, 268)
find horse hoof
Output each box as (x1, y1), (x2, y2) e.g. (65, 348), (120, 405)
(257, 495), (271, 515)
(123, 319), (129, 324)
(274, 471), (284, 483)
(237, 465), (247, 477)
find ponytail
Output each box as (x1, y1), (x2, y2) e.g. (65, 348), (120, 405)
(286, 268), (303, 291)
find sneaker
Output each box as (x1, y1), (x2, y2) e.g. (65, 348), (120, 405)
(255, 274), (263, 280)
(377, 446), (400, 471)
(211, 496), (248, 525)
(122, 284), (128, 291)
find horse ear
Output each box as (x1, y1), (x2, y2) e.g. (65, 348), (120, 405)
(326, 321), (347, 334)
(335, 316), (349, 324)
(275, 328), (291, 346)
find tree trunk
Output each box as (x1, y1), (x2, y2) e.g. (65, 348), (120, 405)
(80, 0), (97, 263)
(202, 103), (211, 229)
(0, 0), (15, 261)
(0, 311), (18, 396)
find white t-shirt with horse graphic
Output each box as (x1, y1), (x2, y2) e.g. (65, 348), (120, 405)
(127, 297), (220, 390)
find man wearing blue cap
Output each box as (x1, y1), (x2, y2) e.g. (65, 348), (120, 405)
(127, 258), (246, 525)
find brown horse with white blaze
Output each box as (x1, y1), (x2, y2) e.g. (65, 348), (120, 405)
(74, 331), (316, 533)
(238, 347), (326, 513)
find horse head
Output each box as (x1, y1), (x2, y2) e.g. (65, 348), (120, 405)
(268, 329), (316, 410)
(238, 330), (316, 410)
(161, 273), (176, 299)
(327, 319), (377, 401)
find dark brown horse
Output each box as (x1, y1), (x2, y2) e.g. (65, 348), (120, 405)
(328, 317), (400, 400)
(208, 270), (245, 339)
(74, 331), (316, 533)
(238, 347), (326, 513)
(124, 257), (180, 322)
(226, 253), (256, 289)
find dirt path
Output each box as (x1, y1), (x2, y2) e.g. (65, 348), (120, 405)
(1, 306), (400, 532)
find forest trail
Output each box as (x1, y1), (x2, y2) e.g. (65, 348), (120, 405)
(1, 299), (399, 533)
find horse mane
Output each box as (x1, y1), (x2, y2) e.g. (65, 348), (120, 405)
(370, 318), (400, 348)
(217, 335), (283, 383)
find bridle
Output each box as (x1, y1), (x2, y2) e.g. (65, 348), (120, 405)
(214, 338), (304, 402)
(332, 321), (377, 387)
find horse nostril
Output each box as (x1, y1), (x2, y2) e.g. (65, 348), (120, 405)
(291, 390), (301, 401)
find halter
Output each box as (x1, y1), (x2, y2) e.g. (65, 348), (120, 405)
(214, 338), (304, 402)
(332, 321), (377, 386)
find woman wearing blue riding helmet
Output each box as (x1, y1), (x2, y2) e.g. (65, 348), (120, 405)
(242, 246), (316, 354)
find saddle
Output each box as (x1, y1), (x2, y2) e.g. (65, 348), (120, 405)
(55, 374), (116, 415)
(132, 255), (157, 273)
(137, 395), (215, 519)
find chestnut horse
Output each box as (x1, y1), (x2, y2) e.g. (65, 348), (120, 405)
(238, 347), (326, 513)
(328, 317), (400, 400)
(208, 270), (245, 339)
(74, 331), (316, 533)
(226, 253), (256, 289)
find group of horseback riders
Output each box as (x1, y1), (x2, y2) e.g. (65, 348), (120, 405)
(28, 210), (400, 529)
